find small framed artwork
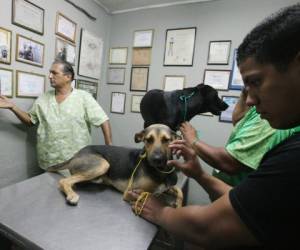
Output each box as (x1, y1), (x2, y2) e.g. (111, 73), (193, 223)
(130, 67), (149, 92)
(219, 95), (239, 123)
(16, 34), (44, 67)
(12, 0), (44, 35)
(133, 29), (154, 48)
(109, 47), (128, 65)
(207, 40), (231, 65)
(131, 94), (143, 113)
(111, 92), (126, 114)
(76, 79), (98, 99)
(0, 27), (12, 65)
(107, 67), (125, 85)
(203, 69), (231, 91)
(229, 49), (244, 90)
(163, 27), (196, 66)
(16, 70), (45, 98)
(55, 12), (77, 43)
(55, 37), (76, 65)
(71, 79), (76, 89)
(0, 68), (13, 97)
(163, 75), (185, 91)
(132, 48), (151, 65)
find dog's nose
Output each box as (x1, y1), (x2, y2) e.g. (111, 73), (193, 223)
(153, 155), (163, 165)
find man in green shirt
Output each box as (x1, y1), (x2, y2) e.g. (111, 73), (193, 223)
(0, 59), (112, 170)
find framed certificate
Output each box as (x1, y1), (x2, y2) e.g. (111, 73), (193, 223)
(133, 29), (154, 48)
(203, 69), (231, 91)
(163, 75), (185, 91)
(0, 27), (12, 65)
(207, 40), (231, 65)
(76, 79), (98, 99)
(131, 95), (143, 113)
(163, 27), (196, 66)
(109, 47), (128, 64)
(12, 0), (44, 35)
(0, 68), (13, 97)
(55, 37), (76, 65)
(107, 67), (125, 85)
(111, 92), (126, 114)
(229, 49), (244, 90)
(132, 48), (151, 65)
(16, 70), (45, 98)
(219, 96), (239, 123)
(55, 12), (77, 43)
(130, 67), (149, 92)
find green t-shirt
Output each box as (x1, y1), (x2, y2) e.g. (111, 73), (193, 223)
(213, 107), (300, 186)
(29, 89), (108, 170)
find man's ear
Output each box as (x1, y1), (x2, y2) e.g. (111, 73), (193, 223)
(134, 130), (145, 143)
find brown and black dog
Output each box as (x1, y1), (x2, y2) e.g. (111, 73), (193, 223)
(48, 124), (183, 207)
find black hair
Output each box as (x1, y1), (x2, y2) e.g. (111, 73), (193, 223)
(53, 59), (75, 81)
(237, 4), (300, 71)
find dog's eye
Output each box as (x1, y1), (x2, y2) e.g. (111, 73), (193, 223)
(162, 137), (171, 144)
(145, 137), (154, 144)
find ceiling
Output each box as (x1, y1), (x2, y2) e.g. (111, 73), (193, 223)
(93, 0), (216, 14)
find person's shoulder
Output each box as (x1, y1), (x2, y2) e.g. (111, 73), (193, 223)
(35, 90), (54, 103)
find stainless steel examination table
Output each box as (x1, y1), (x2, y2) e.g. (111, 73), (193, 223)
(0, 172), (188, 250)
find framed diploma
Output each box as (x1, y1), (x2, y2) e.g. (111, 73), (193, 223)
(76, 79), (98, 99)
(133, 29), (154, 48)
(219, 95), (239, 123)
(111, 92), (126, 114)
(131, 94), (143, 113)
(0, 68), (13, 97)
(55, 12), (77, 43)
(107, 67), (125, 85)
(0, 27), (12, 65)
(16, 70), (45, 98)
(207, 40), (231, 65)
(130, 67), (149, 92)
(203, 69), (231, 91)
(109, 47), (128, 65)
(12, 0), (44, 35)
(229, 49), (244, 90)
(132, 48), (151, 66)
(55, 37), (76, 66)
(163, 27), (196, 66)
(163, 75), (185, 91)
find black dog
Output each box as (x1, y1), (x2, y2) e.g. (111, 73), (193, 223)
(140, 83), (228, 131)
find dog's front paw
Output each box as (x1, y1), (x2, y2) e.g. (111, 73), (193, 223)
(66, 193), (80, 206)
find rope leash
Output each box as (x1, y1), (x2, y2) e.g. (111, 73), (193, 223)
(179, 91), (195, 121)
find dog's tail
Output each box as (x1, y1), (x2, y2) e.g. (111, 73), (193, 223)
(47, 157), (73, 172)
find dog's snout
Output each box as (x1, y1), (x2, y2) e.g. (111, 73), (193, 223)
(152, 154), (164, 165)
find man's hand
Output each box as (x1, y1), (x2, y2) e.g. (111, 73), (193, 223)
(0, 95), (14, 109)
(180, 122), (197, 146)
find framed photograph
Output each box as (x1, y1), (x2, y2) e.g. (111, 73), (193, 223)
(109, 47), (128, 65)
(130, 67), (149, 92)
(111, 92), (126, 114)
(16, 70), (45, 98)
(0, 68), (13, 97)
(163, 27), (196, 66)
(207, 40), (231, 65)
(71, 79), (76, 89)
(163, 75), (185, 91)
(219, 96), (239, 123)
(107, 67), (125, 85)
(12, 0), (44, 35)
(132, 48), (151, 66)
(131, 94), (143, 113)
(78, 29), (103, 80)
(55, 12), (77, 43)
(76, 79), (98, 99)
(229, 49), (244, 90)
(55, 37), (76, 65)
(203, 69), (231, 91)
(0, 27), (12, 65)
(133, 29), (154, 48)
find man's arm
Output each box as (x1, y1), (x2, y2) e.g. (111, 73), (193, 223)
(100, 120), (112, 145)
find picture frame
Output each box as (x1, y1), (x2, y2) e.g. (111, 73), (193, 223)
(132, 48), (152, 65)
(219, 95), (239, 123)
(55, 12), (77, 43)
(111, 92), (126, 114)
(130, 67), (149, 92)
(163, 27), (196, 66)
(55, 37), (76, 65)
(12, 0), (44, 35)
(131, 94), (144, 113)
(163, 75), (185, 91)
(0, 68), (13, 97)
(133, 29), (154, 48)
(109, 47), (128, 65)
(16, 70), (45, 98)
(16, 34), (44, 67)
(207, 40), (231, 65)
(107, 67), (125, 85)
(76, 79), (98, 99)
(0, 27), (12, 65)
(203, 69), (231, 91)
(229, 49), (244, 90)
(78, 29), (103, 80)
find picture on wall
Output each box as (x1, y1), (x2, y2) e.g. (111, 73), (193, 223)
(107, 67), (125, 85)
(229, 49), (244, 90)
(55, 37), (76, 65)
(132, 48), (151, 66)
(78, 29), (103, 80)
(133, 29), (154, 48)
(0, 27), (12, 64)
(0, 68), (13, 97)
(111, 92), (126, 114)
(109, 47), (128, 65)
(219, 95), (239, 123)
(131, 94), (143, 113)
(55, 12), (77, 43)
(130, 67), (149, 92)
(16, 34), (44, 67)
(163, 27), (196, 66)
(203, 69), (231, 91)
(163, 75), (185, 91)
(16, 70), (45, 98)
(207, 40), (231, 65)
(76, 79), (98, 99)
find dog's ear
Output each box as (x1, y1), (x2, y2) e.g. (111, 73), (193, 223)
(134, 130), (145, 143)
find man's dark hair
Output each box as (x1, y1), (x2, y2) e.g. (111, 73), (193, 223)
(53, 59), (74, 81)
(237, 4), (300, 71)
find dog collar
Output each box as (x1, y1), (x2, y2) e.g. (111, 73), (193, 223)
(179, 91), (195, 121)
